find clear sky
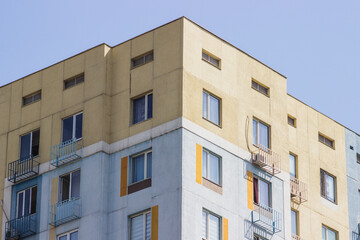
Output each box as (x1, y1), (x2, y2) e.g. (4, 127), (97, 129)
(1, 0), (359, 133)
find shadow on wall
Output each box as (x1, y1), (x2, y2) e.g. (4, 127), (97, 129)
(244, 220), (274, 240)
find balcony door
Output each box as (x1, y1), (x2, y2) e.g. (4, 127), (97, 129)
(16, 186), (37, 218)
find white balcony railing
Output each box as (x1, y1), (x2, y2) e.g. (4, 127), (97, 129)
(290, 176), (308, 203)
(252, 144), (281, 175)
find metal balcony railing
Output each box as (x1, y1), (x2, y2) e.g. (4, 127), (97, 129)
(353, 231), (360, 240)
(252, 145), (281, 175)
(50, 139), (82, 167)
(292, 234), (304, 240)
(8, 155), (39, 183)
(5, 214), (37, 240)
(251, 203), (282, 233)
(49, 198), (81, 227)
(290, 176), (308, 203)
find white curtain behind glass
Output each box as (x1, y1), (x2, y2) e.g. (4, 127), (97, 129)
(202, 211), (207, 239)
(145, 213), (151, 240)
(259, 123), (269, 148)
(209, 214), (220, 240)
(325, 175), (335, 201)
(259, 179), (269, 207)
(209, 95), (219, 125)
(130, 215), (143, 240)
(209, 154), (219, 184)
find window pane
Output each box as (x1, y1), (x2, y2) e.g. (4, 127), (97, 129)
(253, 178), (259, 204)
(31, 187), (37, 214)
(147, 94), (153, 119)
(59, 236), (67, 240)
(253, 120), (258, 146)
(20, 133), (31, 159)
(259, 122), (269, 148)
(75, 114), (83, 140)
(146, 152), (152, 178)
(259, 179), (270, 207)
(62, 116), (74, 142)
(130, 215), (143, 240)
(328, 229), (336, 240)
(209, 154), (220, 184)
(76, 75), (84, 84)
(203, 92), (208, 119)
(32, 130), (40, 157)
(209, 95), (219, 125)
(64, 79), (76, 89)
(145, 53), (153, 62)
(145, 213), (151, 239)
(325, 174), (335, 202)
(202, 150), (208, 178)
(24, 188), (31, 216)
(133, 57), (145, 67)
(133, 96), (145, 124)
(71, 170), (81, 199)
(322, 226), (326, 240)
(202, 52), (209, 61)
(17, 192), (23, 218)
(291, 210), (298, 235)
(61, 174), (70, 201)
(202, 211), (207, 239)
(132, 154), (145, 183)
(289, 154), (296, 178)
(209, 213), (220, 240)
(70, 231), (78, 240)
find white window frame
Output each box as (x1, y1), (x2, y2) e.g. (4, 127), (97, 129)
(202, 51), (221, 68)
(253, 118), (270, 148)
(131, 51), (154, 69)
(58, 229), (79, 240)
(62, 112), (83, 142)
(202, 209), (221, 240)
(64, 73), (84, 90)
(132, 93), (153, 124)
(19, 129), (40, 159)
(129, 150), (152, 185)
(202, 148), (222, 186)
(289, 153), (297, 178)
(23, 91), (41, 106)
(59, 169), (81, 202)
(129, 210), (151, 240)
(202, 91), (221, 126)
(322, 225), (337, 240)
(318, 133), (335, 149)
(253, 176), (272, 207)
(320, 169), (336, 203)
(251, 80), (269, 96)
(291, 209), (299, 236)
(16, 186), (37, 218)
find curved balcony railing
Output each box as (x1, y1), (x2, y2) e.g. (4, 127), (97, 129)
(252, 144), (281, 175)
(290, 176), (308, 203)
(251, 203), (282, 233)
(49, 198), (81, 226)
(50, 139), (82, 167)
(8, 155), (39, 183)
(5, 214), (37, 240)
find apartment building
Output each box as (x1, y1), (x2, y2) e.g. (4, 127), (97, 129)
(0, 17), (355, 240)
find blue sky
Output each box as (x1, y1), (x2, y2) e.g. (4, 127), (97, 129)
(1, 0), (359, 133)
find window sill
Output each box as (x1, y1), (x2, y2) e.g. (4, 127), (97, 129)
(321, 195), (337, 205)
(202, 177), (222, 194)
(202, 117), (221, 128)
(318, 141), (335, 150)
(22, 99), (41, 107)
(251, 86), (270, 98)
(201, 58), (221, 70)
(128, 178), (151, 194)
(131, 117), (153, 127)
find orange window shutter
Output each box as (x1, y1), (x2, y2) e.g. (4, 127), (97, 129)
(223, 217), (228, 240)
(196, 144), (202, 184)
(247, 171), (254, 210)
(151, 205), (159, 240)
(120, 156), (128, 197)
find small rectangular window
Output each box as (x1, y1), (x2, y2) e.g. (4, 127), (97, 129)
(202, 51), (221, 68)
(253, 176), (271, 207)
(62, 113), (83, 142)
(20, 129), (40, 160)
(132, 51), (154, 68)
(129, 210), (151, 240)
(288, 115), (296, 127)
(202, 149), (221, 185)
(357, 153), (360, 164)
(58, 230), (78, 240)
(130, 150), (152, 184)
(59, 170), (80, 202)
(320, 169), (336, 203)
(23, 91), (41, 106)
(202, 209), (221, 240)
(291, 209), (298, 236)
(289, 153), (297, 178)
(253, 118), (270, 149)
(318, 133), (334, 149)
(64, 73), (84, 89)
(132, 93), (153, 124)
(322, 225), (337, 240)
(202, 91), (221, 126)
(16, 186), (37, 218)
(252, 80), (269, 96)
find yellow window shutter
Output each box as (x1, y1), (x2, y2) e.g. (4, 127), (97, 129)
(247, 171), (253, 210)
(196, 144), (202, 184)
(151, 205), (159, 240)
(223, 217), (228, 240)
(120, 156), (128, 197)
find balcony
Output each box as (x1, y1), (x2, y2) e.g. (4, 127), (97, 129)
(251, 203), (282, 234)
(8, 155), (39, 183)
(252, 145), (281, 175)
(5, 214), (37, 240)
(290, 176), (308, 204)
(50, 139), (82, 167)
(353, 231), (360, 240)
(49, 198), (81, 227)
(292, 234), (304, 240)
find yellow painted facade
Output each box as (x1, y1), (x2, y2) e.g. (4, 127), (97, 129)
(0, 17), (350, 239)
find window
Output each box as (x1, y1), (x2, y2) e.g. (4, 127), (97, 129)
(357, 153), (360, 164)
(132, 51), (154, 68)
(253, 119), (270, 148)
(202, 51), (221, 68)
(289, 153), (297, 178)
(288, 115), (296, 127)
(59, 170), (80, 202)
(129, 211), (151, 240)
(202, 209), (220, 240)
(64, 74), (84, 89)
(252, 80), (269, 96)
(62, 113), (83, 142)
(16, 186), (37, 218)
(23, 91), (41, 106)
(253, 176), (271, 207)
(322, 225), (337, 240)
(202, 149), (221, 185)
(132, 93), (153, 124)
(20, 130), (40, 160)
(320, 169), (336, 203)
(58, 230), (78, 240)
(202, 91), (220, 126)
(130, 150), (152, 184)
(318, 133), (334, 149)
(291, 209), (298, 237)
